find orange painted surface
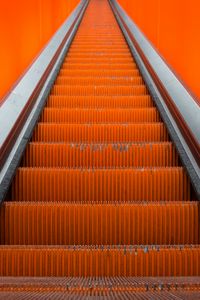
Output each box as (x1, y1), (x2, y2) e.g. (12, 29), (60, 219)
(118, 0), (200, 103)
(1, 202), (199, 245)
(0, 0), (80, 103)
(0, 0), (199, 282)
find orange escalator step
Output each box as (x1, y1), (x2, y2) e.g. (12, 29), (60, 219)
(1, 202), (198, 245)
(0, 246), (199, 276)
(22, 142), (179, 168)
(68, 46), (129, 51)
(61, 63), (137, 70)
(47, 95), (153, 108)
(11, 167), (190, 202)
(40, 108), (160, 123)
(0, 277), (199, 293)
(55, 76), (143, 86)
(0, 278), (200, 299)
(0, 0), (198, 285)
(66, 52), (133, 58)
(51, 85), (148, 96)
(59, 69), (140, 77)
(65, 58), (134, 64)
(32, 123), (169, 143)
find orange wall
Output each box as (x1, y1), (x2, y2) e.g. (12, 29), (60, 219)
(0, 0), (80, 102)
(118, 0), (200, 102)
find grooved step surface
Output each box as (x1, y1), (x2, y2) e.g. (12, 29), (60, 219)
(40, 108), (160, 123)
(51, 85), (148, 96)
(32, 123), (169, 143)
(0, 0), (199, 290)
(47, 95), (154, 108)
(56, 76), (143, 85)
(0, 291), (200, 299)
(1, 202), (198, 245)
(61, 64), (137, 70)
(1, 276), (200, 290)
(0, 246), (199, 276)
(12, 168), (190, 202)
(59, 69), (140, 76)
(0, 277), (200, 300)
(22, 142), (179, 168)
(65, 58), (135, 63)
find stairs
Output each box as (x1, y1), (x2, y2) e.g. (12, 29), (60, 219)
(0, 0), (199, 298)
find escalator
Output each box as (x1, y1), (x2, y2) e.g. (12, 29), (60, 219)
(0, 0), (199, 298)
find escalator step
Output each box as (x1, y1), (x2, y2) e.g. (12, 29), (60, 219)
(32, 123), (169, 143)
(22, 142), (179, 168)
(12, 168), (190, 202)
(0, 0), (199, 288)
(1, 202), (198, 245)
(61, 63), (136, 70)
(55, 76), (143, 85)
(47, 95), (153, 108)
(51, 85), (148, 96)
(40, 108), (160, 123)
(0, 246), (199, 276)
(59, 69), (140, 76)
